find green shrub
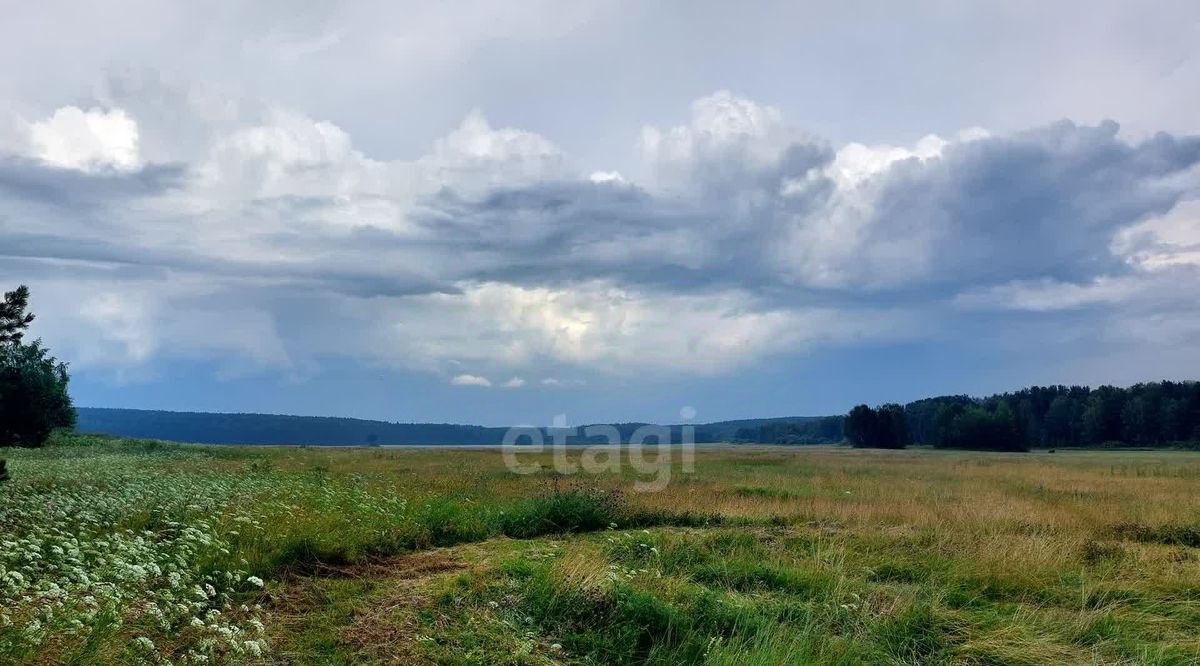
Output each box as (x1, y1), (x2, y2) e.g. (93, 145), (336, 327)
(500, 487), (626, 538)
(0, 340), (75, 447)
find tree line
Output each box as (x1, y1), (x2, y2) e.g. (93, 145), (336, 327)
(75, 410), (737, 446)
(734, 416), (845, 445)
(847, 382), (1200, 451)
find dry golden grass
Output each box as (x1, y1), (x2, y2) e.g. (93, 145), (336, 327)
(254, 444), (1200, 664)
(264, 445), (1200, 597)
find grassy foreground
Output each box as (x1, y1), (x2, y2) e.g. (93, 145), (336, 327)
(2, 435), (1199, 664)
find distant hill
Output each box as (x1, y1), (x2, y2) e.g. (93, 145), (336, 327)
(74, 407), (844, 446)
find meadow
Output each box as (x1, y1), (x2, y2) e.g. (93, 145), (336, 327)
(2, 435), (1199, 664)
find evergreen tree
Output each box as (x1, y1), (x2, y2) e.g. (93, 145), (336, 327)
(0, 285), (35, 345)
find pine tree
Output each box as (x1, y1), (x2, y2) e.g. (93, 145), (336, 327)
(1, 285), (35, 345)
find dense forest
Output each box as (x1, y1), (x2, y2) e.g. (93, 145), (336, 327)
(75, 408), (826, 446)
(733, 417), (845, 444)
(848, 381), (1200, 451)
(76, 408), (511, 445)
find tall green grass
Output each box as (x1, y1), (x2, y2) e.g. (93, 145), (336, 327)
(1, 436), (715, 663)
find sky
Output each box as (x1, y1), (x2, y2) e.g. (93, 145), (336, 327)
(1, 1), (1199, 426)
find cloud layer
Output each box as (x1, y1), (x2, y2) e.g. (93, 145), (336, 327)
(2, 81), (1198, 390)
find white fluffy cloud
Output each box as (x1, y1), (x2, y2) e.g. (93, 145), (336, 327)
(641, 91), (784, 160)
(22, 106), (141, 171)
(450, 373), (492, 387)
(421, 110), (566, 191)
(199, 109), (380, 199)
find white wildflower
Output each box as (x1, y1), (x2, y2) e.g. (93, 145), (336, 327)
(134, 636), (155, 651)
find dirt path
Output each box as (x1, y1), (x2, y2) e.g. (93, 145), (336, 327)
(265, 547), (472, 664)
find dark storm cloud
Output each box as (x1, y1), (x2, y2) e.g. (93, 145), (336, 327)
(399, 140), (838, 296)
(408, 181), (744, 290)
(0, 228), (453, 300)
(0, 157), (185, 207)
(0, 156), (458, 300)
(405, 120), (1200, 303)
(871, 121), (1200, 286)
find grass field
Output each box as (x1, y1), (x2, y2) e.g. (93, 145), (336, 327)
(2, 435), (1199, 664)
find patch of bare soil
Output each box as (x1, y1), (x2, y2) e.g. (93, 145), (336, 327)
(266, 549), (468, 665)
(311, 549), (468, 581)
(340, 551), (466, 663)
